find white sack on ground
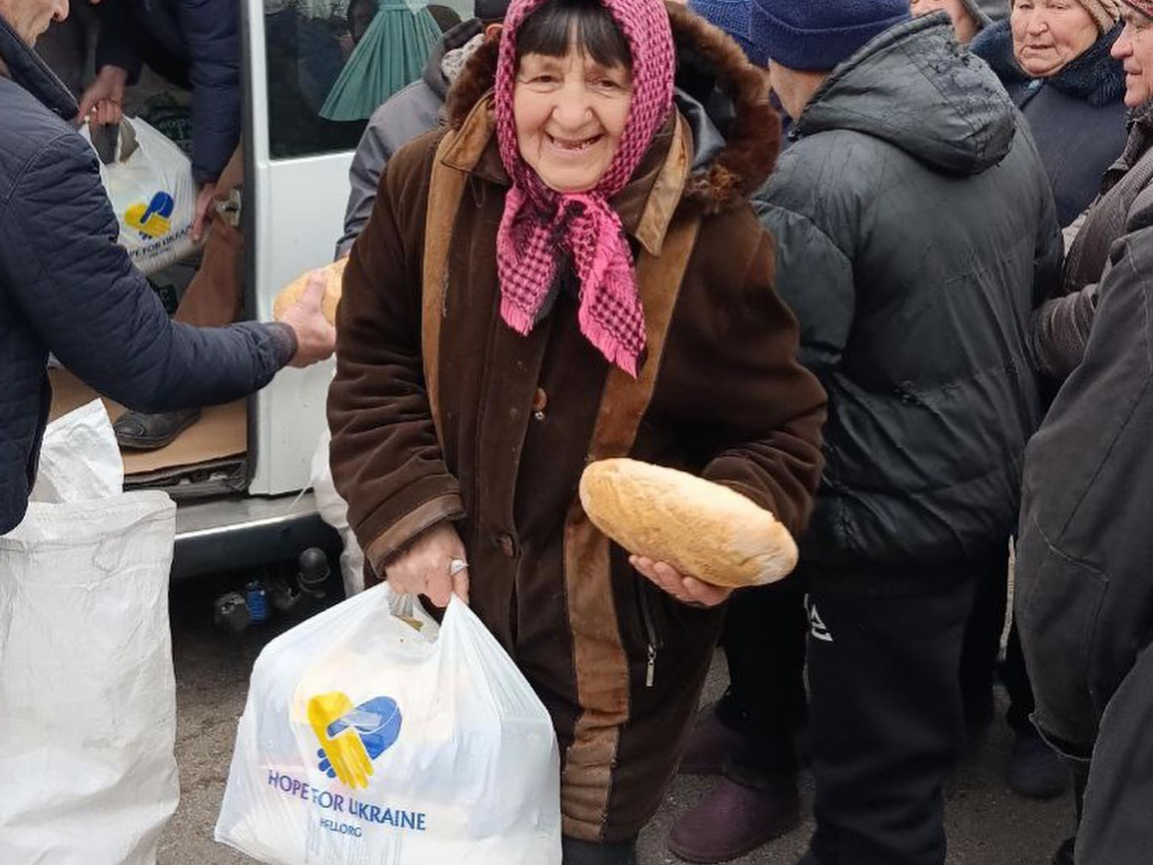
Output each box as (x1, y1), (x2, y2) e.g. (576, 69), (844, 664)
(0, 401), (179, 865)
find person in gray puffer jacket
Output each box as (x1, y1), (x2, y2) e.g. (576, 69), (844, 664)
(334, 0), (509, 260)
(749, 5), (1061, 864)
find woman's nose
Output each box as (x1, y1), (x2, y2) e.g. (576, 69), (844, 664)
(551, 83), (593, 128)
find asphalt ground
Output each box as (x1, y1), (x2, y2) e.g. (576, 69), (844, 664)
(160, 577), (1071, 865)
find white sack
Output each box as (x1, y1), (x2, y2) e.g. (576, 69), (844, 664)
(215, 586), (562, 865)
(0, 402), (179, 865)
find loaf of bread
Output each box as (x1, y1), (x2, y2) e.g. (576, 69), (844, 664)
(578, 458), (798, 588)
(272, 257), (348, 326)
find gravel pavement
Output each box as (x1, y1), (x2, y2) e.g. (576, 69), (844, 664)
(160, 580), (1071, 865)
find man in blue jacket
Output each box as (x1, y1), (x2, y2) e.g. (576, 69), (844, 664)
(0, 1), (335, 537)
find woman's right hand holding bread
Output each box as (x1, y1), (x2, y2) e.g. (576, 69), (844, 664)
(384, 522), (470, 608)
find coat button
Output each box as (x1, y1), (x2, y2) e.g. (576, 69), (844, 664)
(497, 533), (516, 558)
(532, 388), (547, 421)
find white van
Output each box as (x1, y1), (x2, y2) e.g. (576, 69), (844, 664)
(43, 0), (469, 578)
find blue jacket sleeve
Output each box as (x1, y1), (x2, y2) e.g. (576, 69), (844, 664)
(177, 0), (241, 184)
(0, 132), (292, 412)
(94, 2), (145, 84)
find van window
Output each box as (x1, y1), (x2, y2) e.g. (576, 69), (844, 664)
(264, 0), (466, 160)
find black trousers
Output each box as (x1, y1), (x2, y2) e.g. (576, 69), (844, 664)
(959, 547), (1036, 732)
(717, 573), (808, 775)
(802, 572), (977, 865)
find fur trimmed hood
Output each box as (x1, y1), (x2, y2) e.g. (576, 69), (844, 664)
(444, 1), (779, 213)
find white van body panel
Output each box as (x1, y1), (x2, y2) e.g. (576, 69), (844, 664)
(244, 2), (352, 495)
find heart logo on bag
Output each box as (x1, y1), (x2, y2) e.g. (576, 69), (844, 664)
(307, 692), (403, 790)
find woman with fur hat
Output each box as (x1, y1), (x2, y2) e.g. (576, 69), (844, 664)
(326, 0), (827, 860)
(972, 0), (1128, 225)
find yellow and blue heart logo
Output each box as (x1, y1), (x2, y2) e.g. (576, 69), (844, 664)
(124, 191), (175, 239)
(307, 692), (403, 790)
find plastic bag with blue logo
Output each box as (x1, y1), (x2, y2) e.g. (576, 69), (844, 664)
(80, 116), (201, 276)
(214, 583), (562, 864)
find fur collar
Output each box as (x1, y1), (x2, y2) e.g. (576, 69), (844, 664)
(971, 19), (1125, 109)
(444, 2), (779, 213)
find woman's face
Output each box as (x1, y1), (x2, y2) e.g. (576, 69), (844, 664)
(1011, 0), (1099, 77)
(513, 42), (633, 194)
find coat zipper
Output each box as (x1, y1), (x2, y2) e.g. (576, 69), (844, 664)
(637, 582), (663, 689)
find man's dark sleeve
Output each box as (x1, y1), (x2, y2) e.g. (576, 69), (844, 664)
(0, 132), (293, 412)
(177, 0), (242, 184)
(93, 2), (145, 84)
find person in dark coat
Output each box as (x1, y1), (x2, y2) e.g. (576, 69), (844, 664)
(79, 0), (241, 237)
(971, 0), (1127, 227)
(1032, 0), (1153, 380)
(1017, 6), (1153, 863)
(0, 4), (334, 538)
(724, 5), (1058, 865)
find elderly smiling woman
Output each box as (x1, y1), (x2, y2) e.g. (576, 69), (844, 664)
(972, 0), (1128, 225)
(326, 0), (827, 860)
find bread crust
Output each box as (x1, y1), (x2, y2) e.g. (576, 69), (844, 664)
(578, 458), (798, 588)
(272, 258), (348, 326)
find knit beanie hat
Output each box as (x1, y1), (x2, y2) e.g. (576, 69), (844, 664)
(749, 0), (912, 72)
(1121, 0), (1153, 20)
(1067, 0), (1123, 32)
(493, 0), (675, 376)
(688, 0), (767, 65)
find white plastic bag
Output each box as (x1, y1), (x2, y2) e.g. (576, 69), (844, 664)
(81, 117), (201, 275)
(310, 429), (365, 597)
(215, 585), (562, 865)
(0, 401), (179, 865)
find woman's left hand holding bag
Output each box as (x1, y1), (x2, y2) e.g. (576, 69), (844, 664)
(384, 522), (470, 607)
(630, 556), (733, 608)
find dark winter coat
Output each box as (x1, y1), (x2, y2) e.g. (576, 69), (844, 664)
(95, 0), (241, 184)
(972, 20), (1127, 226)
(1016, 185), (1153, 756)
(754, 15), (1063, 577)
(328, 6), (826, 843)
(1031, 104), (1153, 379)
(0, 17), (293, 537)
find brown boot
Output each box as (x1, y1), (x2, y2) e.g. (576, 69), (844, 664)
(667, 773), (801, 864)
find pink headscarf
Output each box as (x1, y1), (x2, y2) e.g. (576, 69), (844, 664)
(493, 0), (675, 377)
